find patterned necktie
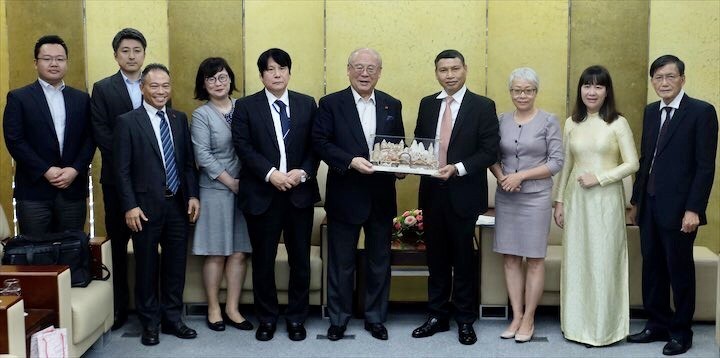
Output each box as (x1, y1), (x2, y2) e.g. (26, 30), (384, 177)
(438, 97), (454, 167)
(647, 106), (674, 196)
(275, 100), (290, 144)
(158, 110), (179, 194)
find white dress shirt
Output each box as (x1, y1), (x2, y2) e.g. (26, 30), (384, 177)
(121, 70), (142, 109)
(264, 89), (290, 182)
(351, 87), (377, 154)
(38, 78), (67, 154)
(435, 85), (468, 176)
(143, 101), (173, 169)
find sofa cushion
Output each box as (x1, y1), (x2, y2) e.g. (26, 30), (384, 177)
(544, 245), (562, 292)
(70, 279), (113, 344)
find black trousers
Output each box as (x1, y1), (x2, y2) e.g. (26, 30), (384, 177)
(326, 206), (391, 327)
(639, 195), (696, 343)
(133, 195), (189, 328)
(423, 182), (478, 324)
(245, 194), (313, 325)
(16, 192), (86, 235)
(102, 183), (134, 316)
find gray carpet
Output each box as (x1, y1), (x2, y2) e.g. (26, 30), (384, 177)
(84, 308), (719, 357)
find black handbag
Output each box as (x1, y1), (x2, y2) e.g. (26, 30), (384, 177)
(1, 230), (93, 287)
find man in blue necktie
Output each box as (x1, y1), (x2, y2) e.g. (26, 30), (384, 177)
(113, 63), (200, 346)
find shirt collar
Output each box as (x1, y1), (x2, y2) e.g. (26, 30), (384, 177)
(436, 85), (467, 104)
(351, 86), (375, 104)
(143, 100), (166, 118)
(265, 88), (289, 106)
(38, 78), (65, 91)
(661, 89), (684, 109)
(120, 70), (141, 84)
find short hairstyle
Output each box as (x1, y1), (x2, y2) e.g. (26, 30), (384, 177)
(194, 57), (238, 101)
(34, 35), (67, 59)
(257, 48), (292, 75)
(649, 54), (685, 77)
(112, 28), (147, 52)
(434, 49), (465, 66)
(347, 48), (382, 67)
(508, 67), (540, 91)
(571, 65), (621, 124)
(141, 63), (170, 82)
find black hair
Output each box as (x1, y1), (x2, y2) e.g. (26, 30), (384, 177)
(141, 63), (170, 82)
(112, 28), (147, 52)
(649, 54), (685, 77)
(434, 49), (465, 66)
(256, 48), (292, 75)
(34, 35), (67, 59)
(194, 57), (238, 101)
(571, 65), (621, 124)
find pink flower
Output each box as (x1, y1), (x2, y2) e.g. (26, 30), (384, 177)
(417, 222), (424, 231)
(413, 209), (421, 216)
(394, 222), (402, 230)
(402, 211), (411, 217)
(404, 216), (417, 226)
(416, 214), (423, 222)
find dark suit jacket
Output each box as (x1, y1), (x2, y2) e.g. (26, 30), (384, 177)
(232, 90), (321, 215)
(631, 93), (718, 229)
(414, 90), (499, 218)
(113, 106), (199, 216)
(313, 87), (404, 224)
(3, 81), (95, 200)
(90, 71), (135, 185)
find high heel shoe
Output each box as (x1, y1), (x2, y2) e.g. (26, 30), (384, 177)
(500, 329), (517, 339)
(515, 325), (534, 343)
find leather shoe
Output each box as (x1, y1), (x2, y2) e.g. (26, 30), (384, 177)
(161, 321), (197, 339)
(627, 328), (669, 343)
(364, 322), (388, 340)
(141, 327), (159, 346)
(111, 311), (128, 331)
(412, 317), (450, 338)
(458, 323), (477, 345)
(663, 339), (691, 356)
(225, 317), (254, 331)
(327, 325), (346, 341)
(255, 322), (276, 341)
(287, 322), (307, 341)
(206, 317), (225, 332)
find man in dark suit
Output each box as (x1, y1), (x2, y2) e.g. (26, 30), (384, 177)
(3, 35), (94, 235)
(113, 64), (200, 346)
(313, 48), (404, 341)
(90, 27), (147, 331)
(627, 55), (718, 356)
(232, 48), (320, 342)
(411, 49), (499, 345)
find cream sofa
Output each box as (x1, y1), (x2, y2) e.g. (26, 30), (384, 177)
(479, 170), (718, 321)
(127, 162), (329, 311)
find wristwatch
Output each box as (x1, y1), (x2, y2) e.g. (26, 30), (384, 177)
(300, 171), (307, 183)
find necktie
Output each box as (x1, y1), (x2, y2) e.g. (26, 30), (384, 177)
(438, 97), (454, 167)
(647, 106), (673, 196)
(158, 111), (180, 194)
(275, 100), (290, 143)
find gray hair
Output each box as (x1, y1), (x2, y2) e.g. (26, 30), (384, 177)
(508, 67), (539, 91)
(348, 47), (382, 67)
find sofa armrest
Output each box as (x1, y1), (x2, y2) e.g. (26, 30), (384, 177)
(0, 295), (25, 357)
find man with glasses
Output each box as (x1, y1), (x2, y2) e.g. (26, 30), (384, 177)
(90, 27), (147, 331)
(313, 47), (404, 341)
(3, 34), (94, 235)
(627, 55), (718, 356)
(232, 48), (320, 342)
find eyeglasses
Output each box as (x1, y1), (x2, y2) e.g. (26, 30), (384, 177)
(36, 56), (67, 64)
(652, 74), (681, 83)
(350, 64), (379, 75)
(510, 88), (537, 97)
(206, 74), (229, 84)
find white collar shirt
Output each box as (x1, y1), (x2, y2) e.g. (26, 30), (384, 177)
(351, 87), (377, 153)
(143, 101), (173, 169)
(121, 70), (142, 109)
(264, 88), (290, 181)
(38, 78), (67, 154)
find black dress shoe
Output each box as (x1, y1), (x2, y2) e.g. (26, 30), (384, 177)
(287, 322), (307, 341)
(327, 325), (346, 341)
(627, 328), (670, 343)
(458, 323), (477, 345)
(663, 339), (691, 356)
(412, 317), (450, 338)
(364, 322), (388, 340)
(111, 311), (128, 331)
(141, 327), (159, 346)
(207, 317), (225, 332)
(255, 322), (276, 341)
(161, 321), (197, 339)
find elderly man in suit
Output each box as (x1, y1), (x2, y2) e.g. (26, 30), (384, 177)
(113, 63), (200, 346)
(313, 47), (404, 341)
(411, 49), (499, 345)
(3, 34), (94, 235)
(232, 48), (320, 342)
(627, 55), (718, 356)
(90, 27), (147, 331)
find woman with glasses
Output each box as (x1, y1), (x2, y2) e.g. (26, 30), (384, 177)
(554, 65), (638, 346)
(490, 67), (563, 342)
(190, 57), (253, 332)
